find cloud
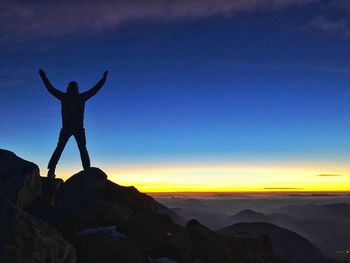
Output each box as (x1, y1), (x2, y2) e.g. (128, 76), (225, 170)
(263, 187), (303, 190)
(0, 79), (24, 88)
(307, 0), (350, 38)
(308, 16), (349, 33)
(317, 174), (347, 177)
(0, 0), (315, 39)
(214, 59), (350, 75)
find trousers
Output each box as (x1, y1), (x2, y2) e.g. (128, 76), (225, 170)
(48, 128), (90, 170)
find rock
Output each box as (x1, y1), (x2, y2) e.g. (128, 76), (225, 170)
(0, 151), (290, 263)
(104, 179), (185, 224)
(53, 168), (183, 237)
(185, 219), (233, 263)
(74, 226), (146, 263)
(123, 210), (178, 258)
(0, 149), (41, 210)
(0, 198), (76, 263)
(149, 257), (179, 263)
(104, 180), (158, 212)
(54, 168), (134, 234)
(159, 229), (192, 262)
(39, 177), (64, 206)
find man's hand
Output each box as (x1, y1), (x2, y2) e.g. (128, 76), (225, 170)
(39, 69), (47, 79)
(103, 70), (108, 79)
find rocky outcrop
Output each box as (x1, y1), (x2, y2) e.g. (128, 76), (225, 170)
(0, 150), (76, 263)
(73, 226), (146, 263)
(184, 219), (233, 262)
(0, 149), (41, 210)
(0, 149), (292, 263)
(52, 168), (134, 234)
(48, 168), (183, 260)
(0, 198), (76, 263)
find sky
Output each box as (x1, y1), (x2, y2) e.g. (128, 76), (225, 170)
(1, 0), (350, 192)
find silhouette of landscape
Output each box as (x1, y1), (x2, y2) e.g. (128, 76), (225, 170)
(2, 1), (350, 263)
(1, 149), (349, 262)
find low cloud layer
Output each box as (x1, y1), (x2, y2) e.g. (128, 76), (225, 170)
(318, 174), (346, 177)
(0, 0), (314, 38)
(264, 187), (303, 190)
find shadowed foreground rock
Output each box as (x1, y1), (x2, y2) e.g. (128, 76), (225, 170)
(74, 226), (146, 263)
(0, 149), (41, 210)
(50, 168), (183, 236)
(0, 198), (76, 263)
(0, 149), (298, 262)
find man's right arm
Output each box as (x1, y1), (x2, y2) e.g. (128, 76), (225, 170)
(39, 69), (64, 100)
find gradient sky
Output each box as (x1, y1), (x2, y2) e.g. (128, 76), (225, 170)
(1, 0), (350, 192)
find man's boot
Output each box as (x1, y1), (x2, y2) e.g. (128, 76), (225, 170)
(47, 167), (56, 179)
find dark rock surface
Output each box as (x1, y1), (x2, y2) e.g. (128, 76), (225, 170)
(1, 149), (318, 263)
(51, 167), (182, 236)
(0, 198), (76, 263)
(0, 150), (76, 263)
(184, 219), (233, 262)
(53, 168), (134, 234)
(74, 226), (146, 263)
(0, 149), (41, 210)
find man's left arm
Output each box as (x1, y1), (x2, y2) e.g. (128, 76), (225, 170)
(81, 71), (108, 100)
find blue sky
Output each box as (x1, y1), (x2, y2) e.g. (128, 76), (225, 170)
(1, 0), (350, 190)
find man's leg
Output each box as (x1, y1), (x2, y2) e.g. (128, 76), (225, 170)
(74, 128), (91, 170)
(47, 129), (71, 178)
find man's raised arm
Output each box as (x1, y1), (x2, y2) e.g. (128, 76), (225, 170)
(39, 69), (64, 100)
(81, 71), (108, 101)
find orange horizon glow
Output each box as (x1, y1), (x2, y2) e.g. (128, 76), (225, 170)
(54, 162), (350, 193)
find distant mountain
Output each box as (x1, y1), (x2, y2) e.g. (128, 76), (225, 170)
(178, 198), (208, 208)
(218, 222), (328, 263)
(159, 198), (209, 210)
(226, 209), (270, 224)
(277, 203), (350, 221)
(269, 205), (350, 260)
(224, 206), (350, 261)
(172, 207), (228, 229)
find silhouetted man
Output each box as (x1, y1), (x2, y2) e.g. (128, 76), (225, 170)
(39, 69), (108, 178)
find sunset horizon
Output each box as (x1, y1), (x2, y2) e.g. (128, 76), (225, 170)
(3, 0), (350, 194)
(2, 1), (350, 262)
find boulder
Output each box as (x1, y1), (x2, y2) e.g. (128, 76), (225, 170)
(53, 168), (184, 237)
(123, 210), (179, 258)
(54, 168), (134, 234)
(74, 226), (146, 263)
(0, 149), (41, 210)
(0, 198), (76, 263)
(185, 219), (233, 263)
(104, 179), (185, 224)
(38, 177), (64, 206)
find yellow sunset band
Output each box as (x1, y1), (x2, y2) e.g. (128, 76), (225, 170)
(57, 164), (350, 193)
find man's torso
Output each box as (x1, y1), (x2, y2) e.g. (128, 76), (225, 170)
(60, 93), (85, 130)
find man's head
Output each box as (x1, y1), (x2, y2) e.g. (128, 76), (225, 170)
(67, 81), (79, 94)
